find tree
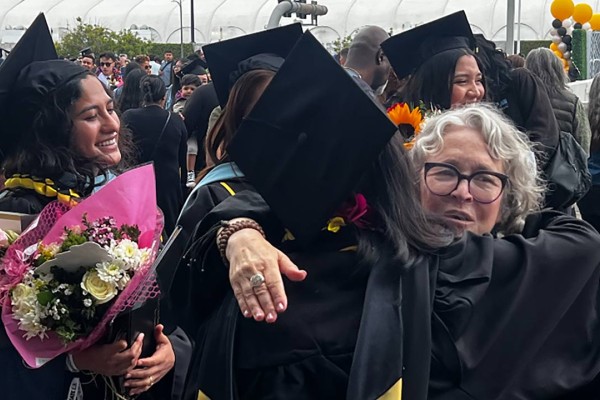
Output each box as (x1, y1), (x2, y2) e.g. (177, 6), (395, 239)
(55, 17), (149, 59)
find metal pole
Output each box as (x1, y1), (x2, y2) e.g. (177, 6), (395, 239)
(190, 0), (195, 44)
(516, 0), (522, 54)
(506, 0), (515, 54)
(179, 0), (184, 57)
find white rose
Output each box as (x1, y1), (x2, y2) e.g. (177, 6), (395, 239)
(81, 270), (118, 304)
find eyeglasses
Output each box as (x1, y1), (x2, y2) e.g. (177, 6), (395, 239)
(424, 162), (509, 204)
(100, 62), (114, 67)
(144, 65), (152, 70)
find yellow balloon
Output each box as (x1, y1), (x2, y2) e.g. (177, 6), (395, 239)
(573, 3), (593, 23)
(590, 13), (600, 30)
(550, 42), (559, 51)
(551, 0), (575, 20)
(562, 57), (569, 69)
(553, 50), (564, 59)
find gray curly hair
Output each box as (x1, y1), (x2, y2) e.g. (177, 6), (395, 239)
(409, 103), (545, 234)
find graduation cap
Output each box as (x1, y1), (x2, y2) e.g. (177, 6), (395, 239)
(203, 23), (303, 108)
(381, 11), (475, 79)
(179, 57), (207, 77)
(80, 47), (95, 60)
(227, 31), (398, 244)
(0, 13), (87, 160)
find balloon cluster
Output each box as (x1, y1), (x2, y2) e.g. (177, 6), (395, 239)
(549, 0), (599, 68)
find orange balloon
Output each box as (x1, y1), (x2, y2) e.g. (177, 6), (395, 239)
(590, 13), (600, 30)
(550, 42), (559, 51)
(553, 50), (564, 59)
(551, 0), (575, 20)
(562, 57), (569, 68)
(573, 3), (593, 23)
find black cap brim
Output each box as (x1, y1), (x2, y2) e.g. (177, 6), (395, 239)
(203, 23), (303, 108)
(228, 32), (397, 244)
(382, 11), (475, 79)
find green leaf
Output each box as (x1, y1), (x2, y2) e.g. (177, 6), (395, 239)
(36, 291), (54, 306)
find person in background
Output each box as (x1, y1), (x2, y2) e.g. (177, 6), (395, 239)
(338, 46), (349, 65)
(578, 73), (600, 232)
(121, 75), (187, 235)
(343, 26), (391, 100)
(97, 51), (122, 90)
(172, 74), (202, 188)
(135, 54), (152, 75)
(116, 68), (146, 113)
(507, 53), (525, 69)
(80, 47), (96, 71)
(151, 55), (162, 75)
(160, 50), (174, 86)
(118, 53), (129, 77)
(526, 47), (591, 154)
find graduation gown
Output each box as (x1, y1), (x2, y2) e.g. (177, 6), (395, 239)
(172, 186), (415, 400)
(174, 185), (600, 400)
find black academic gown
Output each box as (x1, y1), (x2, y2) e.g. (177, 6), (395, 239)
(172, 185), (414, 400)
(175, 186), (600, 400)
(122, 105), (187, 235)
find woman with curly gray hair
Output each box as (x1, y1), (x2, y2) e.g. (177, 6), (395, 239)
(410, 103), (544, 235)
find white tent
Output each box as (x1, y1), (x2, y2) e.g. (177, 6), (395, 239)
(2, 0), (600, 48)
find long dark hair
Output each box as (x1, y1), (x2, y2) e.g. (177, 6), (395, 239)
(357, 134), (453, 264)
(200, 69), (275, 178)
(473, 35), (512, 101)
(140, 75), (167, 106)
(400, 47), (483, 110)
(3, 73), (134, 195)
(588, 74), (600, 153)
(117, 68), (146, 113)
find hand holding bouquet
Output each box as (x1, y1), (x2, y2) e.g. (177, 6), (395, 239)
(0, 165), (162, 368)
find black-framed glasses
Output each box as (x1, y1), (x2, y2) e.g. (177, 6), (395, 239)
(424, 162), (509, 204)
(100, 62), (113, 67)
(144, 65), (152, 70)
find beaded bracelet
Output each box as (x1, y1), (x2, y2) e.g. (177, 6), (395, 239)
(217, 219), (266, 263)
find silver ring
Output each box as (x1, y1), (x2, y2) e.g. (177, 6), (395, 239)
(249, 273), (265, 287)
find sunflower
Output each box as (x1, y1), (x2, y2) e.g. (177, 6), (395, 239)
(387, 102), (424, 149)
(387, 102), (423, 133)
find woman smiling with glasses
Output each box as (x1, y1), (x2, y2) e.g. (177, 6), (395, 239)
(410, 103), (543, 235)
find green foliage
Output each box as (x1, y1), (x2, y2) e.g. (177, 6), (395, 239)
(332, 33), (354, 54)
(146, 43), (195, 59)
(55, 17), (150, 59)
(519, 40), (552, 56)
(55, 18), (197, 60)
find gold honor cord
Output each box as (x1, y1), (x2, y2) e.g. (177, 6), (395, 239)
(5, 175), (81, 207)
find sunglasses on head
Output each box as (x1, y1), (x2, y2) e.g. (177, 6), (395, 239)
(100, 62), (113, 67)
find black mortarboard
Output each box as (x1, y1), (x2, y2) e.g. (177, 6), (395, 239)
(381, 11), (475, 79)
(0, 13), (87, 159)
(179, 57), (207, 76)
(228, 32), (397, 244)
(80, 47), (95, 60)
(203, 23), (303, 108)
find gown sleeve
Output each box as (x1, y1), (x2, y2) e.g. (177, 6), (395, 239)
(431, 211), (600, 399)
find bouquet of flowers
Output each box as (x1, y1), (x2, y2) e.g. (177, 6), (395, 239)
(0, 164), (162, 368)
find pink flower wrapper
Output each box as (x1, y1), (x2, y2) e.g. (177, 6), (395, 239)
(1, 164), (162, 368)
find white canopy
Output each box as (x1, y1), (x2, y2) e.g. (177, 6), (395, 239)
(2, 0), (600, 48)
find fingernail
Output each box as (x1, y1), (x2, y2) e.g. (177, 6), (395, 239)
(123, 382), (130, 387)
(243, 310), (251, 318)
(267, 312), (274, 321)
(255, 312), (264, 320)
(276, 303), (285, 311)
(139, 333), (145, 340)
(125, 374), (131, 379)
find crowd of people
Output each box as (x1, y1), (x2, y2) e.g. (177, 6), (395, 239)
(1, 9), (600, 400)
